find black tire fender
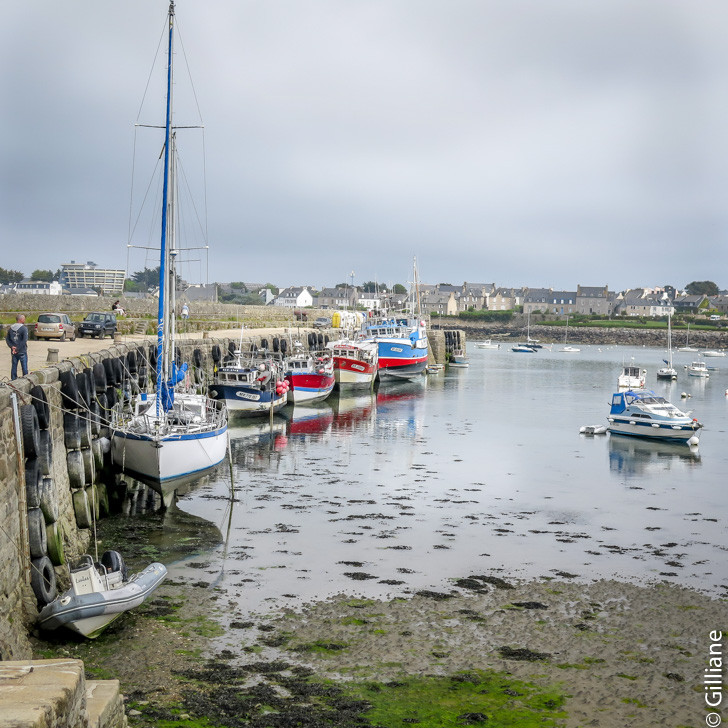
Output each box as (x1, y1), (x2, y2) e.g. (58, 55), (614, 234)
(38, 429), (53, 476)
(63, 412), (81, 450)
(211, 344), (221, 363)
(30, 385), (50, 430)
(30, 555), (57, 605)
(20, 404), (40, 458)
(66, 449), (85, 489)
(25, 458), (42, 508)
(28, 507), (48, 559)
(92, 362), (107, 392)
(59, 369), (80, 409)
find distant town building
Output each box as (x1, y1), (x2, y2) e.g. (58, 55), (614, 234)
(576, 285), (612, 315)
(316, 287), (358, 309)
(274, 286), (314, 308)
(12, 280), (63, 295)
(61, 261), (125, 295)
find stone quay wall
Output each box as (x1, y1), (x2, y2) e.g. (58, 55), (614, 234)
(0, 335), (242, 660)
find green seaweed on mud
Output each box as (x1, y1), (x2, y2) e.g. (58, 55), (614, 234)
(347, 670), (567, 727)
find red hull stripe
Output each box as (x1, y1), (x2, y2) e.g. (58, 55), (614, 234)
(379, 355), (427, 369)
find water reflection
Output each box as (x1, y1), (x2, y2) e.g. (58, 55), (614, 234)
(330, 391), (377, 433)
(279, 402), (334, 438)
(608, 434), (701, 478)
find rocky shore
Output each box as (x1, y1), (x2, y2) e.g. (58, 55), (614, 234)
(433, 318), (728, 349)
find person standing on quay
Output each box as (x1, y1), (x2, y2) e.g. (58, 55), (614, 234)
(6, 313), (29, 380)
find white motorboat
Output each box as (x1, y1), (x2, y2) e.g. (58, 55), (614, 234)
(607, 389), (702, 444)
(656, 314), (677, 380)
(38, 552), (166, 638)
(617, 365), (646, 389)
(449, 348), (469, 367)
(110, 1), (228, 492)
(686, 361), (710, 378)
(701, 350), (726, 357)
(512, 343), (537, 353)
(476, 340), (500, 349)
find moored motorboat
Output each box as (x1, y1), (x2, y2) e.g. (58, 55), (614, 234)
(617, 365), (646, 389)
(701, 350), (726, 357)
(449, 348), (469, 367)
(606, 389), (702, 443)
(38, 551), (167, 638)
(686, 361), (710, 378)
(512, 343), (537, 353)
(327, 339), (378, 389)
(580, 424), (607, 435)
(209, 349), (288, 416)
(476, 340), (500, 349)
(284, 345), (335, 404)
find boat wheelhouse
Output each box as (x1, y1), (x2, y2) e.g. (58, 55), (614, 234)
(617, 365), (646, 389)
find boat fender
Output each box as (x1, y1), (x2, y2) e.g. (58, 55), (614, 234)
(31, 555), (57, 606)
(211, 345), (221, 364)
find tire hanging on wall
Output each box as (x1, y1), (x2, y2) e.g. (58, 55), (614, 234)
(38, 429), (53, 476)
(272, 337), (280, 352)
(72, 488), (92, 529)
(30, 385), (50, 430)
(46, 522), (65, 566)
(92, 437), (104, 471)
(25, 458), (42, 508)
(81, 447), (95, 485)
(127, 350), (138, 373)
(211, 344), (221, 364)
(28, 507), (48, 559)
(39, 478), (59, 523)
(59, 370), (80, 409)
(193, 348), (203, 368)
(92, 362), (107, 392)
(260, 338), (269, 350)
(86, 485), (100, 520)
(106, 386), (117, 409)
(66, 449), (85, 490)
(20, 404), (40, 458)
(280, 338), (288, 354)
(75, 371), (91, 409)
(63, 412), (81, 450)
(79, 415), (92, 449)
(30, 555), (57, 605)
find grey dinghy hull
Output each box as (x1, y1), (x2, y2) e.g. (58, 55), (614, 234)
(38, 562), (167, 638)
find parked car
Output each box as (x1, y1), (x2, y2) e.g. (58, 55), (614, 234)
(35, 313), (76, 341)
(77, 312), (117, 339)
(313, 316), (331, 329)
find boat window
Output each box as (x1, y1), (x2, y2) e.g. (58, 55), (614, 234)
(611, 395), (622, 406)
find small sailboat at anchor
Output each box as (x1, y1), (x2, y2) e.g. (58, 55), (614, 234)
(656, 314), (677, 380)
(110, 1), (228, 495)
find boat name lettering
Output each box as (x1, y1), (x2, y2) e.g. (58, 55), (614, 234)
(351, 364), (366, 371)
(391, 347), (403, 353)
(236, 392), (261, 401)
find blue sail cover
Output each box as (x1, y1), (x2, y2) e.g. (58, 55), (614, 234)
(160, 362), (188, 411)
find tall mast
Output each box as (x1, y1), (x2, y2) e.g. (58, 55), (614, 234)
(156, 1), (175, 415)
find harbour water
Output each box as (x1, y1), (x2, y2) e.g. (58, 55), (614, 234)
(162, 343), (727, 624)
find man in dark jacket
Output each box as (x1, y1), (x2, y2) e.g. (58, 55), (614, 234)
(5, 314), (28, 380)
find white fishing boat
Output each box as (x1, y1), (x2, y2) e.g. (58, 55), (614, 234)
(327, 339), (378, 389)
(38, 551), (166, 638)
(686, 361), (710, 378)
(701, 350), (726, 357)
(111, 1), (228, 492)
(656, 314), (677, 380)
(607, 389), (702, 444)
(284, 345), (336, 404)
(476, 340), (500, 349)
(617, 364), (646, 389)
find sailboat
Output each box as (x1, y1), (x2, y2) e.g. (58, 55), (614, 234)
(110, 2), (228, 494)
(512, 311), (537, 352)
(656, 315), (677, 380)
(559, 316), (580, 352)
(677, 322), (699, 352)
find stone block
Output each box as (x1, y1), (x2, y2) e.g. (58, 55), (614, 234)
(86, 680), (127, 728)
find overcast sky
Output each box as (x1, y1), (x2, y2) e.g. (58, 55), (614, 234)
(2, 1), (727, 292)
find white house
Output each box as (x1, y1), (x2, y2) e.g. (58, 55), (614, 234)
(13, 280), (63, 295)
(274, 286), (314, 308)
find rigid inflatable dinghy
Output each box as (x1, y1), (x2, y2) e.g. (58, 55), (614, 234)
(38, 550), (166, 638)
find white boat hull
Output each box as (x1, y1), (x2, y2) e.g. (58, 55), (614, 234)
(111, 426), (228, 490)
(607, 419), (700, 442)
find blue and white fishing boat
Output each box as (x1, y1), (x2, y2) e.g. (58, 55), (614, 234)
(606, 389), (702, 444)
(209, 331), (288, 416)
(361, 259), (428, 380)
(38, 552), (166, 638)
(110, 1), (227, 492)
